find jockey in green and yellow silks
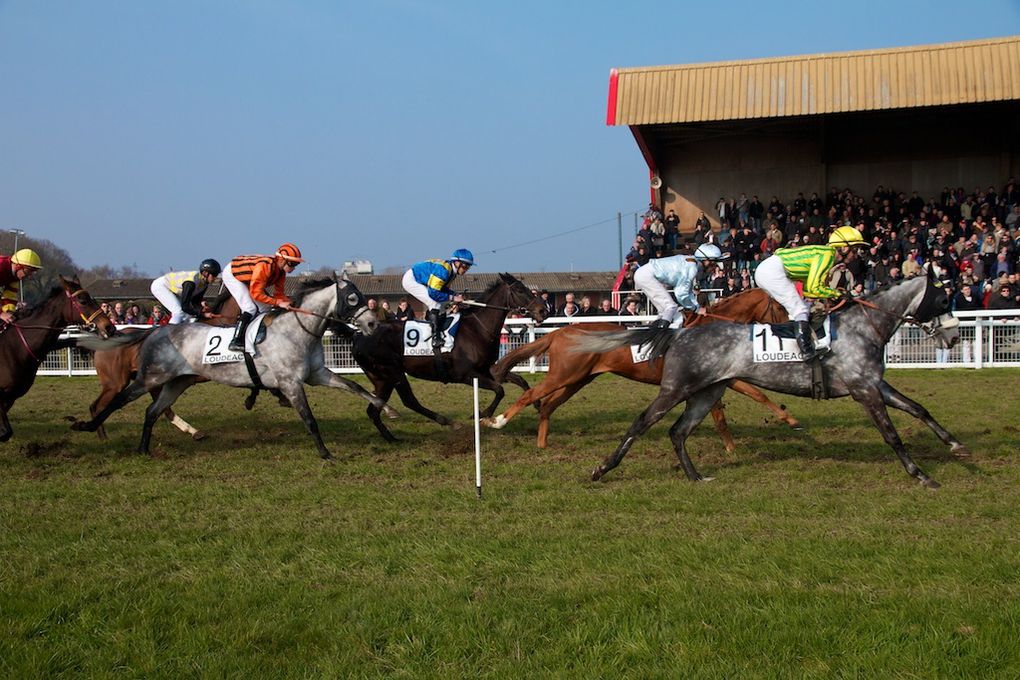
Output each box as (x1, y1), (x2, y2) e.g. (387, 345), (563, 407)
(754, 226), (867, 360)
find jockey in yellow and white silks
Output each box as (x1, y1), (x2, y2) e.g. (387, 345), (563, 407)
(754, 226), (867, 359)
(149, 259), (222, 325)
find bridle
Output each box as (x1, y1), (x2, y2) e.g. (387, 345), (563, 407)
(2, 287), (106, 362)
(290, 279), (372, 334)
(68, 288), (107, 328)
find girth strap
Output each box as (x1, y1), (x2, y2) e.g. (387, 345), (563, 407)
(243, 352), (265, 390)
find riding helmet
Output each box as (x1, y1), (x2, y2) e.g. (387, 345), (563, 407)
(199, 258), (222, 277)
(450, 248), (475, 266)
(828, 226), (867, 247)
(11, 249), (42, 269)
(277, 243), (304, 263)
(693, 243), (725, 261)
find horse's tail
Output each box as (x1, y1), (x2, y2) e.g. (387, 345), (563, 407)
(492, 331), (558, 382)
(569, 326), (676, 360)
(73, 329), (154, 353)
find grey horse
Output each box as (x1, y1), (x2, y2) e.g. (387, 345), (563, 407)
(574, 273), (965, 489)
(72, 276), (394, 459)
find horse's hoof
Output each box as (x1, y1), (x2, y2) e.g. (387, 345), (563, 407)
(192, 431), (206, 441)
(382, 406), (399, 419)
(450, 421), (463, 431)
(951, 444), (972, 457)
(70, 421), (91, 432)
(789, 423), (804, 431)
(243, 397), (256, 411)
(921, 478), (941, 490)
(0, 432), (11, 443)
(695, 476), (715, 483)
(321, 452), (334, 460)
(591, 467), (604, 481)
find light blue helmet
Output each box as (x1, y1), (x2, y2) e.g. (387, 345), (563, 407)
(450, 248), (475, 266)
(694, 243), (725, 261)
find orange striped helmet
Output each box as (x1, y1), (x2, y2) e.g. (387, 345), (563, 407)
(276, 243), (304, 263)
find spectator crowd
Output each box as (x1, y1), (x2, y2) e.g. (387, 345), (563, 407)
(619, 179), (1020, 312)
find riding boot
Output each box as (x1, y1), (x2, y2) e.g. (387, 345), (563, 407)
(427, 309), (445, 354)
(229, 312), (254, 352)
(647, 317), (671, 330)
(795, 320), (817, 361)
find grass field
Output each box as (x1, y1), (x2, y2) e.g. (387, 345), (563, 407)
(2, 370), (1019, 677)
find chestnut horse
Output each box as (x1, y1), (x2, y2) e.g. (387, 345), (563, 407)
(1, 277), (115, 441)
(87, 289), (241, 440)
(482, 288), (800, 450)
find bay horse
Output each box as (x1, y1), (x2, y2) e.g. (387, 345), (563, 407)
(86, 289), (243, 441)
(71, 276), (391, 459)
(482, 288), (800, 450)
(574, 274), (963, 488)
(353, 273), (547, 441)
(0, 276), (115, 441)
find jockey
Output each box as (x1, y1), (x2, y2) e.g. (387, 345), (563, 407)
(0, 249), (43, 324)
(222, 243), (303, 351)
(634, 243), (726, 330)
(754, 225), (868, 360)
(402, 248), (474, 352)
(149, 259), (222, 325)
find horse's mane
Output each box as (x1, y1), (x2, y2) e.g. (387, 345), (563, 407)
(17, 286), (65, 318)
(459, 275), (518, 317)
(292, 278), (337, 307)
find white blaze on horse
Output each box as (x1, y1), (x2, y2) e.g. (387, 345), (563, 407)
(71, 275), (393, 459)
(574, 272), (964, 489)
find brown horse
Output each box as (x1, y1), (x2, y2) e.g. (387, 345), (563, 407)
(482, 288), (800, 450)
(86, 289), (241, 440)
(1, 277), (115, 441)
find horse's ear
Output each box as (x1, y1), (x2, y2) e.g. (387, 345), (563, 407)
(500, 272), (512, 283)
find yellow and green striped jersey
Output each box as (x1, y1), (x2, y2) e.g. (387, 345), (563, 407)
(774, 245), (840, 299)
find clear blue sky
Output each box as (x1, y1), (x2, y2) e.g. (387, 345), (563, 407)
(3, 1), (1019, 275)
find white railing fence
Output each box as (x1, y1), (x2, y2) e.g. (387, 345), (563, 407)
(38, 310), (1020, 377)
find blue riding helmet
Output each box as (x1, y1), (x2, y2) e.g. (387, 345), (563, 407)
(450, 248), (475, 266)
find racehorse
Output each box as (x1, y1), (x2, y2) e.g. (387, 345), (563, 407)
(71, 276), (392, 459)
(85, 289), (243, 441)
(352, 273), (548, 441)
(1, 277), (115, 441)
(482, 288), (800, 450)
(574, 273), (964, 488)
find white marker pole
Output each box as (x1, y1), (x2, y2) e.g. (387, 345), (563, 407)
(473, 377), (482, 499)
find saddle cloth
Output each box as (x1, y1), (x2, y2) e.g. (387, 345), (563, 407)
(751, 316), (837, 363)
(201, 313), (269, 364)
(403, 313), (461, 356)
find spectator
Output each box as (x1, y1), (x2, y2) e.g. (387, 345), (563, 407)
(110, 302), (125, 324)
(394, 297), (415, 321)
(598, 298), (617, 315)
(148, 304), (169, 326)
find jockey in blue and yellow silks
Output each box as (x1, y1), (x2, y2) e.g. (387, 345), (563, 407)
(402, 248), (474, 352)
(149, 259), (222, 325)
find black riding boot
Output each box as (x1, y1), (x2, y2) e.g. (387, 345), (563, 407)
(229, 312), (254, 352)
(427, 309), (444, 353)
(795, 320), (817, 360)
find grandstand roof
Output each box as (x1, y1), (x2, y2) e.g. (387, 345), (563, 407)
(607, 36), (1020, 126)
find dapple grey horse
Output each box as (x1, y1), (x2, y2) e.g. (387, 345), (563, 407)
(72, 276), (394, 459)
(574, 273), (965, 489)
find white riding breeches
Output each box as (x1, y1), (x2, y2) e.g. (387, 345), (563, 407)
(150, 278), (189, 325)
(223, 265), (271, 317)
(753, 255), (810, 322)
(402, 269), (442, 312)
(634, 264), (680, 322)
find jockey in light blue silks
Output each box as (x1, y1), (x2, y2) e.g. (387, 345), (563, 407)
(402, 248), (474, 352)
(634, 243), (726, 329)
